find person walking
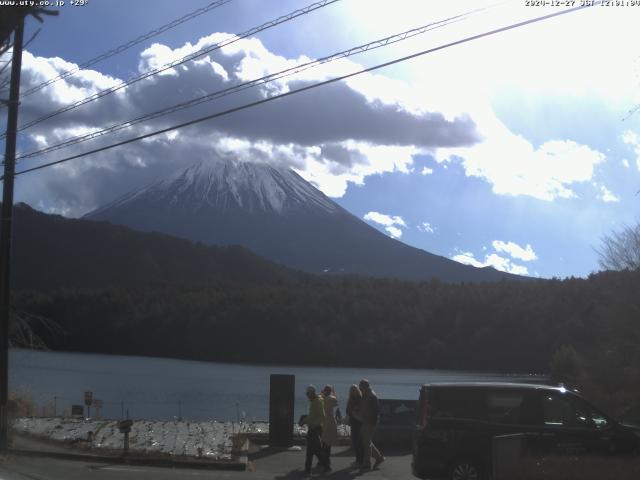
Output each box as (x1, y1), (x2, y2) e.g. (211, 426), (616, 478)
(301, 385), (329, 475)
(346, 384), (364, 466)
(359, 378), (385, 470)
(320, 385), (339, 468)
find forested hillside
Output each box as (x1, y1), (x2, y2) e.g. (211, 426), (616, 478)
(14, 269), (640, 420)
(9, 203), (302, 289)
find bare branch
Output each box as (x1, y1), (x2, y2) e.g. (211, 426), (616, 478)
(597, 223), (640, 271)
(9, 309), (64, 350)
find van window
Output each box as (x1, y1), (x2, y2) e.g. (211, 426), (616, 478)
(487, 391), (526, 424)
(431, 388), (485, 420)
(486, 391), (541, 425)
(542, 393), (590, 427)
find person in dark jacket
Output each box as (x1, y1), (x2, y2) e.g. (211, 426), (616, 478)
(346, 384), (364, 466)
(359, 379), (385, 470)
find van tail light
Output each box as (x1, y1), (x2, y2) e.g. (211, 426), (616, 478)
(418, 387), (430, 427)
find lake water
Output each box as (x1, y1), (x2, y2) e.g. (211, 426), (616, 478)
(9, 349), (549, 422)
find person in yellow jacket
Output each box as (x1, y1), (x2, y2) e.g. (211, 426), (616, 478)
(301, 385), (330, 474)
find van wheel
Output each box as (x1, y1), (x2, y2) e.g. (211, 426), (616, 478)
(450, 458), (482, 480)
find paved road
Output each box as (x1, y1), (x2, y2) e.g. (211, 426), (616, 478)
(0, 445), (417, 480)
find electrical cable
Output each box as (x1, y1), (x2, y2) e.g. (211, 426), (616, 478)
(15, 3), (499, 161)
(1, 0), (341, 138)
(17, 0), (234, 99)
(7, 2), (597, 179)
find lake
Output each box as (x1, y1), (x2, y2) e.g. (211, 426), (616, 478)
(9, 349), (549, 422)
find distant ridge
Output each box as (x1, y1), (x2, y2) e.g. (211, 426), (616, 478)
(9, 202), (300, 291)
(85, 158), (525, 283)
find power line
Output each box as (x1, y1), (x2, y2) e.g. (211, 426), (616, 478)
(17, 0), (234, 99)
(2, 0), (341, 139)
(16, 3), (499, 161)
(9, 3), (596, 179)
(0, 28), (40, 100)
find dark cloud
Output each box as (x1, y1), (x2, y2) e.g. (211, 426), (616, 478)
(20, 39), (480, 149)
(320, 144), (368, 170)
(209, 79), (479, 147)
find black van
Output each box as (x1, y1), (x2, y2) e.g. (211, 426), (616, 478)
(412, 382), (640, 480)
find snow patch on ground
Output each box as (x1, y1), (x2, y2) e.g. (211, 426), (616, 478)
(13, 417), (241, 460)
(12, 417), (351, 460)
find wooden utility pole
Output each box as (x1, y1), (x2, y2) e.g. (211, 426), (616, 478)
(0, 17), (24, 452)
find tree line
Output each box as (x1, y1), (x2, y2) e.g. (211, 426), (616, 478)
(12, 268), (640, 421)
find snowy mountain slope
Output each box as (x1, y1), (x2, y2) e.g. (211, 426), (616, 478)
(90, 159), (337, 216)
(85, 158), (523, 283)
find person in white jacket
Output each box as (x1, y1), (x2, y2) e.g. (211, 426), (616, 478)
(321, 384), (339, 468)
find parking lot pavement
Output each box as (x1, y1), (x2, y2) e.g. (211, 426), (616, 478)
(0, 445), (417, 480)
(250, 444), (415, 479)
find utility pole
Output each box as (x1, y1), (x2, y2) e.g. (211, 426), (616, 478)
(0, 18), (25, 452)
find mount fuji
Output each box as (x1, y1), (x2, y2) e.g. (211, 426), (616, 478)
(85, 158), (521, 282)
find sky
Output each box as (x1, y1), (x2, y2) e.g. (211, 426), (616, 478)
(2, 0), (640, 279)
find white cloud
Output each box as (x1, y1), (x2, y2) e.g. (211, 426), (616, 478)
(621, 130), (638, 146)
(485, 254), (529, 276)
(452, 251), (529, 276)
(492, 240), (537, 262)
(343, 0), (639, 90)
(417, 222), (435, 234)
(340, 3), (633, 204)
(364, 211), (406, 238)
(420, 166), (433, 175)
(452, 239), (538, 276)
(435, 108), (606, 201)
(597, 185), (620, 203)
(32, 54), (121, 102)
(297, 142), (419, 197)
(364, 211), (407, 227)
(385, 226), (403, 239)
(451, 252), (483, 268)
(622, 130), (640, 171)
(622, 159), (630, 168)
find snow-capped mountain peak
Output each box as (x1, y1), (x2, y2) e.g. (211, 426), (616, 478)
(93, 158), (338, 216)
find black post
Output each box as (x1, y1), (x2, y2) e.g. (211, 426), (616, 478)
(269, 374), (295, 448)
(0, 18), (25, 453)
(123, 430), (130, 457)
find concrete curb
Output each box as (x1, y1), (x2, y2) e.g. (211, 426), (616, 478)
(247, 432), (352, 446)
(9, 448), (248, 471)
